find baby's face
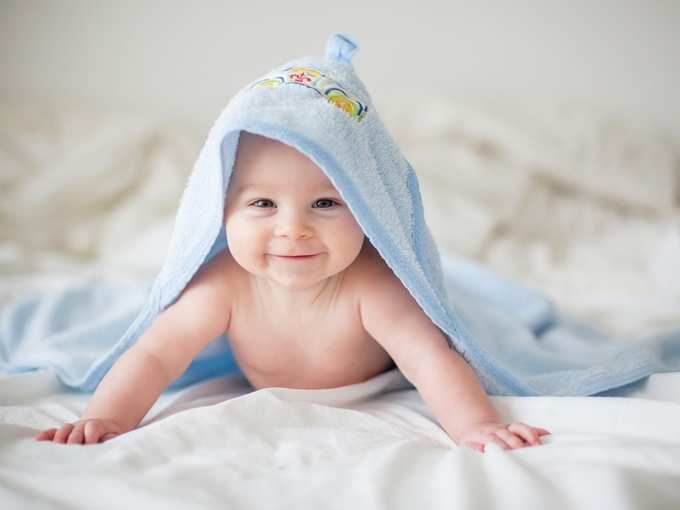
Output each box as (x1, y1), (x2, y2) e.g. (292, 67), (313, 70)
(223, 132), (365, 290)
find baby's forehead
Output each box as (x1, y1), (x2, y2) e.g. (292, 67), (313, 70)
(230, 169), (338, 195)
(232, 132), (335, 189)
(237, 131), (295, 158)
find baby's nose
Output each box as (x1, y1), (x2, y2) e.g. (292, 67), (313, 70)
(274, 211), (313, 239)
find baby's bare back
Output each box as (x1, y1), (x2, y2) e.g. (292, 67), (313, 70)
(222, 245), (395, 389)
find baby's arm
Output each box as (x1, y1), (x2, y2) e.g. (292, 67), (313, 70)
(36, 254), (232, 444)
(359, 262), (550, 453)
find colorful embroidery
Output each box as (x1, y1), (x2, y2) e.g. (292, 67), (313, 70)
(249, 66), (368, 122)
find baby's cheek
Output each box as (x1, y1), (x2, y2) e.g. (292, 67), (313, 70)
(338, 218), (365, 255)
(225, 222), (258, 268)
(329, 237), (364, 275)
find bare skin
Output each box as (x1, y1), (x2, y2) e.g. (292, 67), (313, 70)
(225, 242), (397, 390)
(36, 132), (550, 451)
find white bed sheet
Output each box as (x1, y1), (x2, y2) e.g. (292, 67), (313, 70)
(2, 368), (680, 509)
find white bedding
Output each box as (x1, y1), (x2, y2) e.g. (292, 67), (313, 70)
(1, 98), (679, 508)
(2, 369), (680, 509)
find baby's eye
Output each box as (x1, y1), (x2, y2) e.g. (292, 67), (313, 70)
(312, 198), (338, 209)
(250, 199), (275, 208)
(248, 198), (339, 209)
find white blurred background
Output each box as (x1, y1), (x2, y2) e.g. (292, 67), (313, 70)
(2, 0), (680, 135)
(1, 0), (679, 339)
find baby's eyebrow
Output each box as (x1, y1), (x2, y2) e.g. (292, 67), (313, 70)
(236, 183), (339, 194)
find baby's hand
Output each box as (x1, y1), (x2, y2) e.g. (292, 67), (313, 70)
(35, 418), (123, 445)
(458, 421), (551, 453)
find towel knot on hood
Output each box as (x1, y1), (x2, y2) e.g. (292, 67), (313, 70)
(325, 33), (359, 64)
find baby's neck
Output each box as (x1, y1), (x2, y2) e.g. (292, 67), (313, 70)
(248, 272), (345, 312)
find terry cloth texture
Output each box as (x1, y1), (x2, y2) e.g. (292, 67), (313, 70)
(2, 33), (679, 396)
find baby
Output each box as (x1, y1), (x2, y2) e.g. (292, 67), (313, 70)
(36, 131), (550, 452)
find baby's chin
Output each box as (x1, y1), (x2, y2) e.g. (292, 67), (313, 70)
(266, 276), (330, 292)
(258, 265), (348, 292)
(232, 251), (358, 291)
(262, 267), (341, 292)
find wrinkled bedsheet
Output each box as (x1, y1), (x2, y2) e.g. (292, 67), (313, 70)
(2, 368), (680, 509)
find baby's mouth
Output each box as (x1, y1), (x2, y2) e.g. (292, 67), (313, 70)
(271, 253), (319, 260)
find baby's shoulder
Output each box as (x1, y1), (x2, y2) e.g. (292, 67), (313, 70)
(350, 242), (428, 332)
(187, 249), (242, 297)
(345, 241), (400, 292)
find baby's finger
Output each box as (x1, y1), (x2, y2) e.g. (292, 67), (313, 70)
(53, 424), (75, 444)
(35, 428), (57, 441)
(83, 421), (104, 445)
(507, 423), (541, 445)
(484, 434), (509, 451)
(461, 441), (484, 453)
(534, 428), (552, 436)
(66, 425), (85, 445)
(494, 429), (526, 449)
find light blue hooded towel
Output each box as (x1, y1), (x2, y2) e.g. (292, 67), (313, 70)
(2, 33), (679, 396)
